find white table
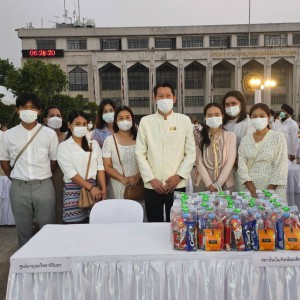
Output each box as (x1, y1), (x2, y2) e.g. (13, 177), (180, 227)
(0, 176), (15, 225)
(6, 223), (300, 300)
(287, 164), (300, 211)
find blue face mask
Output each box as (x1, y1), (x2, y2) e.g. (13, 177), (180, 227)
(279, 111), (286, 119)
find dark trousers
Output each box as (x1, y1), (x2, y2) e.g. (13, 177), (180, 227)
(144, 187), (186, 222)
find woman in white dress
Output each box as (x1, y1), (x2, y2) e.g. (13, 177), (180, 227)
(238, 103), (288, 199)
(102, 106), (141, 199)
(222, 90), (253, 147)
(222, 90), (254, 191)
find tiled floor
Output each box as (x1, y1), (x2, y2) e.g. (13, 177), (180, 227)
(0, 226), (18, 300)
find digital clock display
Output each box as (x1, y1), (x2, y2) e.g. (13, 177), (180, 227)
(22, 49), (64, 58)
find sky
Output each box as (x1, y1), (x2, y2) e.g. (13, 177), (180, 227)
(0, 0), (300, 67)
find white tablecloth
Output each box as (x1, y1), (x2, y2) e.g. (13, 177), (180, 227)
(0, 176), (15, 225)
(6, 223), (300, 300)
(287, 164), (300, 211)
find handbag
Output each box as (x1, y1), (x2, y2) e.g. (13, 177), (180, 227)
(112, 135), (144, 201)
(78, 144), (96, 208)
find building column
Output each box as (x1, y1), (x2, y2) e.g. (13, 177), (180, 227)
(235, 58), (242, 91)
(264, 58), (272, 107)
(92, 53), (100, 105)
(149, 65), (155, 114)
(206, 61), (213, 104)
(294, 58), (300, 120)
(178, 64), (184, 114)
(121, 63), (127, 106)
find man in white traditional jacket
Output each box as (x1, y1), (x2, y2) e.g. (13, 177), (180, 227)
(135, 82), (196, 222)
(274, 104), (299, 162)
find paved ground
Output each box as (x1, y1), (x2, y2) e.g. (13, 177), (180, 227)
(0, 226), (18, 300)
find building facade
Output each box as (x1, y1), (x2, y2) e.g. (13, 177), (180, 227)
(18, 23), (300, 121)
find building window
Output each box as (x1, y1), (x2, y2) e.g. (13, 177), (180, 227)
(185, 96), (204, 107)
(213, 95), (223, 104)
(129, 97), (150, 107)
(271, 94), (286, 105)
(128, 64), (149, 90)
(182, 36), (203, 48)
(265, 34), (287, 46)
(36, 39), (56, 49)
(101, 64), (121, 90)
(186, 113), (204, 123)
(101, 39), (121, 50)
(210, 36), (231, 47)
(272, 66), (287, 87)
(292, 33), (300, 45)
(237, 35), (259, 46)
(67, 39), (87, 50)
(156, 63), (177, 90)
(185, 63), (204, 89)
(102, 98), (122, 107)
(244, 94), (254, 105)
(128, 38), (148, 49)
(213, 68), (231, 88)
(155, 38), (176, 49)
(69, 66), (88, 91)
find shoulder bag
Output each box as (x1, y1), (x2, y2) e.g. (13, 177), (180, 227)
(78, 143), (96, 208)
(112, 134), (144, 201)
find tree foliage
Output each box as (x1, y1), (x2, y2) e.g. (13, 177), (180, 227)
(6, 59), (68, 107)
(1, 59), (98, 129)
(0, 59), (15, 86)
(51, 94), (98, 123)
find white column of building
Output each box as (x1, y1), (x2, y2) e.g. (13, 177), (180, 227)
(121, 63), (128, 106)
(294, 57), (300, 120)
(264, 57), (272, 107)
(92, 53), (100, 105)
(178, 63), (184, 114)
(149, 64), (155, 114)
(235, 58), (242, 91)
(206, 61), (213, 104)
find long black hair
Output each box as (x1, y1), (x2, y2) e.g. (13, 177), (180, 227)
(222, 90), (248, 125)
(200, 102), (224, 154)
(113, 106), (138, 140)
(66, 110), (91, 152)
(95, 99), (116, 129)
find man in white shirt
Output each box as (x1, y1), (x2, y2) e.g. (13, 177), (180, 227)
(136, 83), (196, 222)
(0, 93), (59, 247)
(274, 104), (299, 162)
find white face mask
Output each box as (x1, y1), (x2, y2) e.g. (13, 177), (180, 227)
(225, 105), (241, 117)
(47, 116), (62, 129)
(102, 112), (115, 124)
(72, 126), (88, 138)
(19, 110), (38, 124)
(87, 123), (93, 130)
(251, 118), (268, 131)
(117, 120), (132, 131)
(206, 116), (223, 128)
(156, 99), (174, 114)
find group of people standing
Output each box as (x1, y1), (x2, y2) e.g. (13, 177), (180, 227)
(0, 83), (298, 247)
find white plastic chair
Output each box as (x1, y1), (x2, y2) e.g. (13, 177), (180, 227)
(89, 199), (144, 224)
